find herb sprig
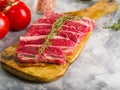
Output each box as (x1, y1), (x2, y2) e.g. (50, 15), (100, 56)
(39, 16), (71, 54)
(103, 19), (120, 31)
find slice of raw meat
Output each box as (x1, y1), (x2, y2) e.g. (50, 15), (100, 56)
(64, 17), (95, 33)
(25, 29), (84, 43)
(25, 29), (51, 36)
(81, 17), (95, 30)
(19, 36), (76, 54)
(34, 17), (56, 24)
(19, 36), (76, 47)
(28, 24), (52, 31)
(17, 45), (66, 64)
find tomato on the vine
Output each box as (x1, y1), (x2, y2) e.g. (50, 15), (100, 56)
(0, 0), (19, 11)
(0, 12), (10, 39)
(4, 1), (31, 31)
(0, 0), (7, 11)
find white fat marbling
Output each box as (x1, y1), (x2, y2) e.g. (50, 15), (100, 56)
(0, 0), (120, 90)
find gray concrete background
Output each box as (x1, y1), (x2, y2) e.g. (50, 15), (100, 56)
(0, 0), (120, 90)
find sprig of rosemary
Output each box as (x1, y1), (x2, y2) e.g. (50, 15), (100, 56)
(103, 19), (120, 31)
(38, 15), (71, 54)
(38, 15), (83, 54)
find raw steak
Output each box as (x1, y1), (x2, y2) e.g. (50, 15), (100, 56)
(25, 29), (84, 43)
(19, 36), (76, 54)
(17, 12), (95, 64)
(17, 45), (66, 64)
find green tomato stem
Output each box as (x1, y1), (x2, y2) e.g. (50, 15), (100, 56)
(6, 0), (12, 6)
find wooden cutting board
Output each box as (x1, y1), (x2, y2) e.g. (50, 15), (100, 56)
(0, 0), (118, 82)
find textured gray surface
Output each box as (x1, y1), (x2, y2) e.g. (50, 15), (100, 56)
(0, 0), (120, 90)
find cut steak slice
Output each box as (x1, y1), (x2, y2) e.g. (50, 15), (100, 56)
(80, 17), (95, 30)
(19, 36), (76, 47)
(25, 23), (86, 43)
(19, 36), (76, 54)
(64, 17), (95, 33)
(17, 45), (66, 64)
(34, 17), (56, 24)
(57, 31), (83, 43)
(34, 12), (63, 24)
(65, 20), (90, 33)
(25, 29), (84, 43)
(19, 35), (46, 46)
(25, 29), (51, 36)
(61, 25), (80, 33)
(27, 24), (79, 34)
(27, 24), (52, 31)
(49, 36), (76, 53)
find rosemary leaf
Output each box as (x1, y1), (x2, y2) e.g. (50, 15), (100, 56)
(103, 19), (120, 31)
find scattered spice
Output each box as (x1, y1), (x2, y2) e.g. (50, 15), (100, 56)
(103, 19), (120, 31)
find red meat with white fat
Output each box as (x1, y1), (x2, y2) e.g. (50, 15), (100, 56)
(17, 12), (95, 64)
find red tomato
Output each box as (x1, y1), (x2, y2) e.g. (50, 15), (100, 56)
(0, 0), (19, 11)
(0, 0), (7, 11)
(0, 12), (10, 39)
(4, 1), (31, 31)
